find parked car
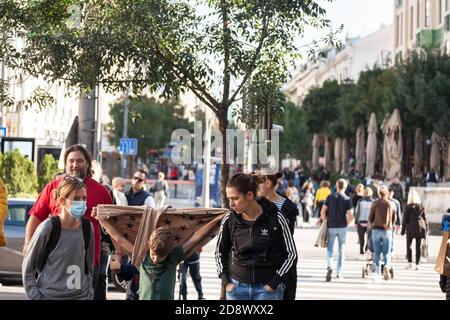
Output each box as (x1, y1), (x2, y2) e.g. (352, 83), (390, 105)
(0, 198), (127, 292)
(0, 198), (35, 281)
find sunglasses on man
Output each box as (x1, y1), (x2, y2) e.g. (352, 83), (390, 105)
(133, 176), (144, 183)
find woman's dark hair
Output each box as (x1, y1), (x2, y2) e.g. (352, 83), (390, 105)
(262, 172), (283, 187)
(227, 173), (263, 197)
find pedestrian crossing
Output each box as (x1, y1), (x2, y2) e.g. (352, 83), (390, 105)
(168, 252), (445, 300)
(106, 224), (446, 300)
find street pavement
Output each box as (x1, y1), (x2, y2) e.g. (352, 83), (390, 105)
(0, 199), (446, 300)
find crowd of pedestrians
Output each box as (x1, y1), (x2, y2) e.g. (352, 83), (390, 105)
(7, 147), (447, 300)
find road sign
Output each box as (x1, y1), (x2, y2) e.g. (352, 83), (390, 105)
(119, 138), (138, 156)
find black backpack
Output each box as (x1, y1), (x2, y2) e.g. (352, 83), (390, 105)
(39, 216), (92, 275)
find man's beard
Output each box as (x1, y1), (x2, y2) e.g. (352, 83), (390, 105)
(67, 167), (88, 179)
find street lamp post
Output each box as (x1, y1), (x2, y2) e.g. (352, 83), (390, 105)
(120, 88), (130, 178)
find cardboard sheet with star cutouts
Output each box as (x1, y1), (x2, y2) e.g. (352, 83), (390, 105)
(96, 205), (228, 267)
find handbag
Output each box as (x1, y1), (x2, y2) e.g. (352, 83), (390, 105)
(421, 234), (429, 258)
(314, 219), (328, 248)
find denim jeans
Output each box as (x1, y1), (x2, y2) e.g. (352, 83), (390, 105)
(179, 261), (203, 298)
(226, 278), (284, 300)
(371, 229), (392, 274)
(326, 227), (347, 274)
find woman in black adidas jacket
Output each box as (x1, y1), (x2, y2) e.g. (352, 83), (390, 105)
(216, 173), (297, 300)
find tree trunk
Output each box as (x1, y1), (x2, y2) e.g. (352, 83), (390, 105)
(218, 111), (230, 209)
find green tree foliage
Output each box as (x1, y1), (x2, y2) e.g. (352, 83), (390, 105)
(0, 149), (37, 197)
(1, 0), (339, 207)
(107, 97), (193, 158)
(280, 102), (311, 161)
(302, 80), (342, 136)
(301, 51), (450, 139)
(38, 154), (59, 192)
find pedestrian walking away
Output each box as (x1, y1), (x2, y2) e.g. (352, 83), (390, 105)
(321, 179), (354, 281)
(368, 186), (397, 281)
(401, 189), (428, 270)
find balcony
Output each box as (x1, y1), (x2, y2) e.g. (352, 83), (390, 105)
(416, 28), (444, 49)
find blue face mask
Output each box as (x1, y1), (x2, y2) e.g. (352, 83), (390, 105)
(69, 201), (87, 219)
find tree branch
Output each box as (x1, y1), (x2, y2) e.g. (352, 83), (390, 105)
(146, 32), (221, 113)
(221, 0), (231, 106)
(226, 15), (269, 108)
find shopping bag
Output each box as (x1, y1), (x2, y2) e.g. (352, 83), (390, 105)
(314, 219), (328, 248)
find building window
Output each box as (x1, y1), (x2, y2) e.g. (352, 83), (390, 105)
(400, 13), (403, 45)
(411, 6), (414, 40)
(425, 0), (430, 27)
(396, 14), (400, 47)
(417, 0), (420, 28)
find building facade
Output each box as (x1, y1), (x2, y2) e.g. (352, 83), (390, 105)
(394, 0), (450, 60)
(284, 24), (394, 107)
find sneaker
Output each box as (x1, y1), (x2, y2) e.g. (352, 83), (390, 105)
(415, 264), (419, 270)
(198, 294), (205, 300)
(326, 268), (333, 282)
(383, 267), (390, 281)
(336, 273), (344, 280)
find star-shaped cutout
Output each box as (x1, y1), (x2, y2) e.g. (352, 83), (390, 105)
(129, 216), (137, 222)
(163, 218), (172, 226)
(188, 216), (195, 221)
(127, 222), (133, 230)
(179, 225), (187, 231)
(174, 234), (181, 242)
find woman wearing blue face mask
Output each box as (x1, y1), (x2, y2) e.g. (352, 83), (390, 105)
(22, 176), (95, 300)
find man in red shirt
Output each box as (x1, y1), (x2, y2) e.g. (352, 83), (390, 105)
(24, 144), (112, 299)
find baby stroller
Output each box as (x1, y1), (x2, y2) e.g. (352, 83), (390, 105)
(361, 228), (394, 279)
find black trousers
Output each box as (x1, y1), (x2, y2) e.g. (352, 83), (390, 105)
(406, 236), (422, 264)
(283, 268), (297, 300)
(357, 225), (368, 254)
(94, 241), (111, 300)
